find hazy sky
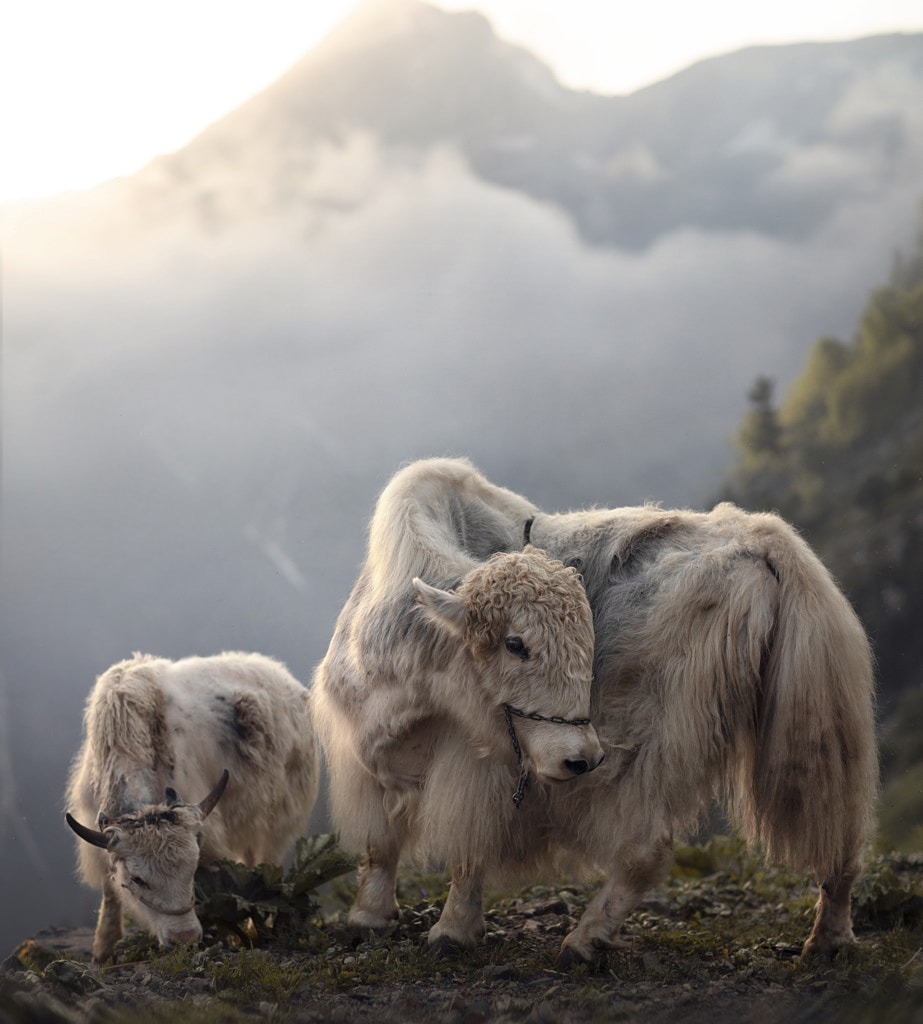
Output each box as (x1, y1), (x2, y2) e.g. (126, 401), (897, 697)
(2, 0), (922, 204)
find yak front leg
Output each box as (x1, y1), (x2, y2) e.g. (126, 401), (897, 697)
(427, 865), (486, 954)
(348, 836), (405, 931)
(801, 865), (860, 960)
(558, 835), (673, 968)
(92, 874), (124, 963)
(342, 756), (417, 931)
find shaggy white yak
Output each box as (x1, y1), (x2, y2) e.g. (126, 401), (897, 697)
(66, 651), (319, 962)
(315, 458), (877, 966)
(311, 459), (604, 951)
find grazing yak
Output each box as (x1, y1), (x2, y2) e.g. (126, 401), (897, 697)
(311, 459), (604, 951)
(66, 651), (319, 962)
(314, 457), (877, 966)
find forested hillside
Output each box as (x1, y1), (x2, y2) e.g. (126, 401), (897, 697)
(725, 209), (923, 699)
(723, 209), (923, 848)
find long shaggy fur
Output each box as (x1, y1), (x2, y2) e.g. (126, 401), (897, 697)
(315, 458), (878, 961)
(529, 502), (877, 880)
(312, 459), (603, 939)
(66, 651), (319, 960)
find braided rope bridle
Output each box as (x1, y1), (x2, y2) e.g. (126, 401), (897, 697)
(122, 881), (196, 917)
(503, 704), (591, 808)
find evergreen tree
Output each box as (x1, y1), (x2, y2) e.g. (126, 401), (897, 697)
(722, 206), (923, 707)
(738, 376), (781, 457)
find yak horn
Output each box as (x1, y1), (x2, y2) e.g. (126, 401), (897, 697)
(198, 769), (229, 817)
(65, 813), (111, 850)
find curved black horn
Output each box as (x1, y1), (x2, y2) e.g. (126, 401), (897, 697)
(65, 812), (111, 850)
(198, 769), (230, 817)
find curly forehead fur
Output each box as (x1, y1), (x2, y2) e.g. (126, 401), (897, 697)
(458, 548), (592, 663)
(107, 805), (201, 868)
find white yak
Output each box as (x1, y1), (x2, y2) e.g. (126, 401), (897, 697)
(312, 458), (604, 952)
(314, 458), (877, 965)
(66, 651), (318, 962)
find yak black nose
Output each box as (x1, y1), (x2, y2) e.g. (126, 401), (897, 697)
(564, 758), (590, 776)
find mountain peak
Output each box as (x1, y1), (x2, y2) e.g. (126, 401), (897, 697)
(282, 0), (562, 101)
(287, 0), (500, 80)
(323, 0), (491, 51)
(188, 0), (570, 164)
(51, 9), (923, 255)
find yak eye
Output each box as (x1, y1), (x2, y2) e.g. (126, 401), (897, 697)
(504, 636), (530, 660)
(131, 875), (149, 889)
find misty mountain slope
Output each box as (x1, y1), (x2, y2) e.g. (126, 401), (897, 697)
(1, 0), (922, 957)
(65, 0), (923, 250)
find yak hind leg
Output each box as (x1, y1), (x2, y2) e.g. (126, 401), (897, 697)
(427, 866), (486, 954)
(92, 876), (124, 963)
(801, 866), (859, 960)
(558, 835), (673, 969)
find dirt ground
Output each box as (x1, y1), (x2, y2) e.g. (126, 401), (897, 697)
(3, 875), (921, 1024)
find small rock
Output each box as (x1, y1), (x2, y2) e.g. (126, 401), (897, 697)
(0, 955), (26, 974)
(641, 952), (660, 971)
(44, 959), (105, 994)
(484, 964), (514, 982)
(519, 899), (569, 918)
(182, 976), (213, 997)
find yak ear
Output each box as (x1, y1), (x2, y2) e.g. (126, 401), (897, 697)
(412, 578), (467, 636)
(165, 787), (182, 808)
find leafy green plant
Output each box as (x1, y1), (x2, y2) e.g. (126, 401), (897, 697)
(194, 832), (356, 946)
(852, 859), (923, 930)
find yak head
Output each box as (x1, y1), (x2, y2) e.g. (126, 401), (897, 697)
(413, 548), (604, 784)
(66, 770), (229, 949)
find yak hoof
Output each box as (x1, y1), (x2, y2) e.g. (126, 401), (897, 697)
(428, 934), (470, 958)
(800, 933), (855, 963)
(555, 944), (597, 971)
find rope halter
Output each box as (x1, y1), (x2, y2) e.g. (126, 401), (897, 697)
(503, 704), (591, 809)
(122, 881), (196, 917)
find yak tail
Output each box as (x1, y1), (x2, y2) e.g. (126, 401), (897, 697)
(730, 512), (878, 882)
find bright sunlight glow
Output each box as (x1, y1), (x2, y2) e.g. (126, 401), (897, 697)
(1, 0), (921, 204)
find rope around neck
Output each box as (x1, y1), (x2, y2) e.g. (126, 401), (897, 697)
(123, 883), (196, 917)
(502, 704), (591, 809)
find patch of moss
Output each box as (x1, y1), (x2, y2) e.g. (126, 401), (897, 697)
(111, 930), (162, 964)
(205, 948), (308, 1005)
(153, 941), (212, 979)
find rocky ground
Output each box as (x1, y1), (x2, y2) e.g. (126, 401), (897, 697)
(4, 839), (923, 1024)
